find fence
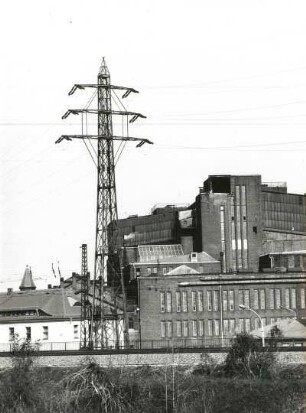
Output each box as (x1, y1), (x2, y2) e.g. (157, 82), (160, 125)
(0, 336), (305, 353)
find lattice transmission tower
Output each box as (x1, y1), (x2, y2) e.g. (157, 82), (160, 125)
(57, 58), (151, 348)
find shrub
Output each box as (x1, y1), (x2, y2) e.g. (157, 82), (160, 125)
(0, 335), (40, 411)
(224, 333), (276, 379)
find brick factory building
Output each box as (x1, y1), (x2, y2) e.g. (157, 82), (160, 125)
(116, 174), (306, 273)
(115, 174), (306, 345)
(137, 269), (306, 345)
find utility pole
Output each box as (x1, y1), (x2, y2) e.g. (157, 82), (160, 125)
(57, 58), (152, 349)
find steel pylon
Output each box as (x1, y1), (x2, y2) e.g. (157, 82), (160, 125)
(58, 58), (151, 349)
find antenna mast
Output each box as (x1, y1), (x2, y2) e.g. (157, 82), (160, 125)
(58, 59), (152, 349)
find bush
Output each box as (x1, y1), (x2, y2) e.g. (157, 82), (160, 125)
(0, 336), (40, 412)
(224, 333), (276, 379)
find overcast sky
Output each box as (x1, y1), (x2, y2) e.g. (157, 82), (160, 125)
(1, 0), (306, 287)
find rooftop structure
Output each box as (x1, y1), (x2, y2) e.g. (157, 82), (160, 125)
(19, 266), (36, 291)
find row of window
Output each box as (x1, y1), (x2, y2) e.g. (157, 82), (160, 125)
(160, 288), (305, 313)
(8, 325), (79, 341)
(160, 317), (283, 338)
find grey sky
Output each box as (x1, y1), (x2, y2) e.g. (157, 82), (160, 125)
(1, 0), (306, 284)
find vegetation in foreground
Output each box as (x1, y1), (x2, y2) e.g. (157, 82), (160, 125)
(0, 334), (305, 413)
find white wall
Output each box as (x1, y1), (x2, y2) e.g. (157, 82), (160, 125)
(0, 320), (81, 347)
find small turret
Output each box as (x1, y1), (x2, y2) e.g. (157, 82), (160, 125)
(19, 265), (36, 291)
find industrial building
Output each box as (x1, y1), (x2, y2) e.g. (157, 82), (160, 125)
(113, 174), (306, 345)
(116, 174), (306, 274)
(137, 269), (306, 345)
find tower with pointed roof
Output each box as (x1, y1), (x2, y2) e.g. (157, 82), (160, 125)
(19, 265), (36, 291)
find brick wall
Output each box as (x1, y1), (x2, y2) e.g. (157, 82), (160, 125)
(138, 273), (306, 342)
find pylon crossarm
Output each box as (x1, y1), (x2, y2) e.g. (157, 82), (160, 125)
(68, 84), (139, 97)
(55, 134), (153, 145)
(62, 109), (146, 120)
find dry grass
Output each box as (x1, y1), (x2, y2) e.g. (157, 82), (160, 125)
(0, 359), (304, 412)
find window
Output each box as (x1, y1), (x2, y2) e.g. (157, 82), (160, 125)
(192, 320), (198, 337)
(73, 325), (79, 339)
(254, 290), (259, 310)
(223, 291), (228, 311)
(244, 290), (250, 307)
(9, 327), (14, 341)
(207, 320), (213, 336)
(198, 291), (203, 312)
(285, 289), (290, 308)
(161, 321), (166, 338)
(152, 267), (157, 275)
(275, 289), (281, 308)
(198, 320), (204, 337)
(301, 288), (305, 309)
(128, 318), (134, 329)
(192, 291), (197, 312)
(182, 291), (188, 312)
(166, 321), (172, 338)
(207, 291), (212, 311)
(229, 290), (235, 311)
(291, 289), (297, 309)
(239, 318), (244, 333)
(176, 321), (182, 337)
(160, 292), (165, 313)
(26, 327), (31, 341)
(176, 291), (181, 312)
(229, 319), (235, 335)
(147, 268), (152, 276)
(43, 326), (48, 340)
(183, 320), (189, 337)
(214, 320), (220, 336)
(136, 268), (141, 277)
(239, 318), (251, 333)
(213, 291), (219, 311)
(269, 289), (275, 310)
(162, 267), (167, 275)
(238, 290), (243, 306)
(245, 319), (251, 332)
(223, 319), (229, 335)
(260, 290), (266, 310)
(239, 289), (249, 307)
(166, 292), (172, 313)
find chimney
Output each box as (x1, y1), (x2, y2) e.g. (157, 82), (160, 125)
(72, 272), (77, 290)
(60, 277), (64, 287)
(47, 284), (52, 289)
